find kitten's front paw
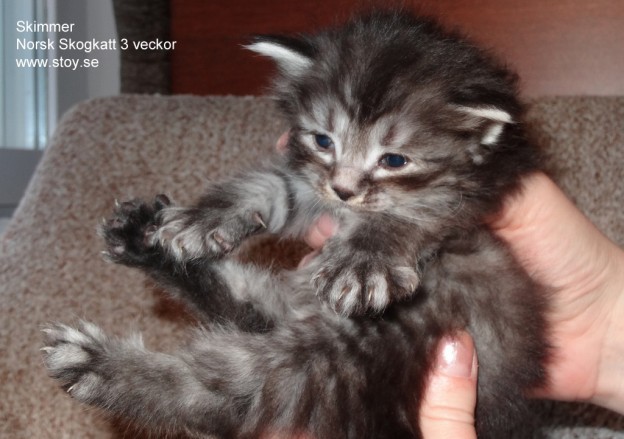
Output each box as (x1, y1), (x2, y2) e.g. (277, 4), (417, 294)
(101, 195), (171, 267)
(153, 207), (267, 261)
(42, 321), (112, 403)
(312, 249), (419, 316)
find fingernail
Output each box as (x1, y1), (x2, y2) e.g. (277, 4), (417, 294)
(435, 332), (477, 378)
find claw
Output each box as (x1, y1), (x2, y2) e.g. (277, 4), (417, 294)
(114, 198), (120, 208)
(253, 212), (267, 229)
(154, 194), (171, 208)
(212, 231), (232, 252)
(144, 225), (158, 235)
(311, 270), (326, 289)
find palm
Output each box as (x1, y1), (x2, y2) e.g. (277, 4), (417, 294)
(490, 173), (624, 406)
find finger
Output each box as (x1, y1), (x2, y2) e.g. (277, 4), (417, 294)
(276, 131), (290, 153)
(303, 214), (338, 249)
(420, 332), (478, 439)
(486, 172), (545, 230)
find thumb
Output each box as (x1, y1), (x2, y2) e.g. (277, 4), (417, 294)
(420, 332), (478, 439)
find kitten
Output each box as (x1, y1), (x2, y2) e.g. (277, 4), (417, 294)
(43, 10), (549, 439)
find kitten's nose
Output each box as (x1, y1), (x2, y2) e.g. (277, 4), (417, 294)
(331, 185), (355, 201)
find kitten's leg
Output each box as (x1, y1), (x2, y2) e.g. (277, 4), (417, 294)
(42, 320), (419, 438)
(101, 196), (240, 327)
(42, 321), (240, 436)
(101, 196), (313, 329)
(153, 168), (293, 262)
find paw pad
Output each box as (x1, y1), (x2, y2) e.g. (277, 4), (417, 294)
(100, 195), (171, 267)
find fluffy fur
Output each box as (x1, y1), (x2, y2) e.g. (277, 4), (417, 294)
(43, 10), (549, 438)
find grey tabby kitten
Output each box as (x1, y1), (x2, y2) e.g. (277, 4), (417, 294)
(43, 10), (549, 439)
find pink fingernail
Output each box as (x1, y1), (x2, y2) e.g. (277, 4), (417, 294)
(436, 333), (477, 378)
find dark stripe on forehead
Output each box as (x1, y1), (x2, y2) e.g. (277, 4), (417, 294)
(325, 107), (335, 132)
(381, 124), (397, 147)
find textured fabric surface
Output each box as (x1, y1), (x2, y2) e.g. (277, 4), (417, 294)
(0, 95), (622, 438)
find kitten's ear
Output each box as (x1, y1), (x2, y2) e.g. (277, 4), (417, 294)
(245, 35), (314, 75)
(443, 105), (515, 164)
(451, 105), (514, 146)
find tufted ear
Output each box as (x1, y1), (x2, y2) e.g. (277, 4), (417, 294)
(245, 35), (315, 75)
(452, 105), (514, 146)
(443, 105), (515, 164)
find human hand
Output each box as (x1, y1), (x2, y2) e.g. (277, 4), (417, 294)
(489, 172), (624, 412)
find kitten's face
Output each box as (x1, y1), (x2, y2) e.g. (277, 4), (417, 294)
(288, 98), (477, 218)
(248, 11), (530, 221)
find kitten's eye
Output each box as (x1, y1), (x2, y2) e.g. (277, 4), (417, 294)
(314, 134), (334, 149)
(379, 153), (408, 169)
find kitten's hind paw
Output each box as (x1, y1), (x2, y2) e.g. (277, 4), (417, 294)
(100, 195), (171, 267)
(41, 321), (111, 402)
(42, 321), (151, 409)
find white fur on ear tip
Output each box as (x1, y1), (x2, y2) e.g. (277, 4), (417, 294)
(481, 123), (504, 145)
(244, 41), (312, 74)
(455, 105), (514, 124)
(455, 105), (514, 146)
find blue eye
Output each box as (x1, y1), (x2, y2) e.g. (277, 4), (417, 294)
(314, 134), (333, 149)
(380, 154), (408, 168)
